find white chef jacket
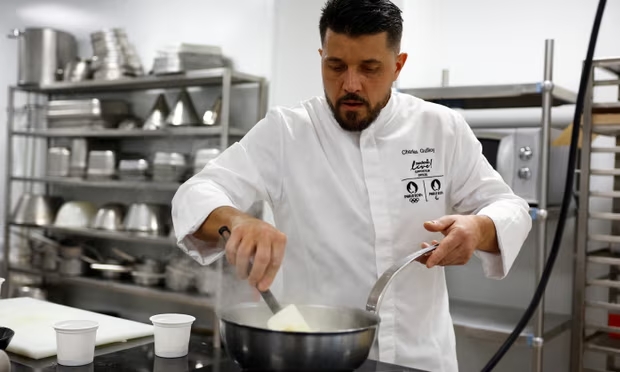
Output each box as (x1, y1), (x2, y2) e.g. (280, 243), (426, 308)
(171, 90), (532, 372)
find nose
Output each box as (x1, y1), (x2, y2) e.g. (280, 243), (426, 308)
(343, 69), (362, 93)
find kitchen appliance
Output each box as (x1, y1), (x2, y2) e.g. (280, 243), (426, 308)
(471, 127), (569, 205)
(218, 236), (438, 371)
(47, 147), (71, 177)
(8, 28), (77, 86)
(0, 297), (153, 359)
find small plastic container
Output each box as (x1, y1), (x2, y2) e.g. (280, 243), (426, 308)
(53, 320), (99, 366)
(149, 314), (195, 358)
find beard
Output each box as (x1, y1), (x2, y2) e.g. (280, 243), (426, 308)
(325, 91), (390, 132)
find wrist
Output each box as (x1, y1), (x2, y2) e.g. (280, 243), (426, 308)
(475, 215), (499, 253)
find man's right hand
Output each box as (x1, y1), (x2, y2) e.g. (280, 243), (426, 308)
(193, 206), (287, 292)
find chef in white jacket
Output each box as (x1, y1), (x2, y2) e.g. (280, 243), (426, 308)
(172, 0), (532, 370)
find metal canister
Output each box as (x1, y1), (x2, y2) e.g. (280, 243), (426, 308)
(8, 28), (77, 86)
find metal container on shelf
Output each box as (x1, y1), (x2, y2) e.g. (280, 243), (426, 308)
(124, 203), (165, 236)
(87, 150), (116, 179)
(69, 139), (88, 178)
(58, 245), (84, 277)
(8, 28), (77, 86)
(152, 152), (186, 182)
(91, 204), (125, 231)
(11, 194), (60, 226)
(193, 148), (220, 174)
(46, 99), (130, 129)
(47, 147), (70, 177)
(118, 159), (149, 181)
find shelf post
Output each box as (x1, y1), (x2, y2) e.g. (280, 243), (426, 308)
(571, 60), (595, 372)
(532, 38), (555, 372)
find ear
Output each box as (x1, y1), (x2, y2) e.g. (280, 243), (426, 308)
(394, 52), (408, 80)
(318, 48), (323, 57)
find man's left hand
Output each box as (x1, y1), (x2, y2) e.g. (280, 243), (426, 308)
(419, 215), (499, 268)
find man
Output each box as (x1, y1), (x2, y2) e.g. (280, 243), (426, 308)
(171, 0), (532, 370)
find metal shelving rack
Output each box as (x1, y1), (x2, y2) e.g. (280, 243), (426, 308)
(572, 56), (620, 372)
(402, 39), (576, 372)
(1, 67), (268, 312)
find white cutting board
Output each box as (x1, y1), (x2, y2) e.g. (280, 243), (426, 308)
(0, 298), (154, 359)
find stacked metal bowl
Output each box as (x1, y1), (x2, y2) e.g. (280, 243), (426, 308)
(90, 28), (144, 80)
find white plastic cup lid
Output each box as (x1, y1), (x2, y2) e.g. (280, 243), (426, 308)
(150, 314), (195, 328)
(53, 320), (99, 334)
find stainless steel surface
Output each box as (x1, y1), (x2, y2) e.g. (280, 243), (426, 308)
(53, 200), (97, 228)
(590, 168), (620, 176)
(590, 212), (620, 220)
(47, 98), (129, 129)
(12, 176), (180, 191)
(8, 28), (77, 86)
(517, 167), (532, 179)
(124, 203), (165, 236)
(202, 96), (222, 126)
(533, 38), (553, 372)
(14, 68), (264, 94)
(69, 138), (87, 177)
(450, 299), (571, 345)
(131, 271), (164, 287)
(590, 234), (620, 244)
(220, 69), (232, 150)
(63, 58), (91, 82)
(142, 94), (169, 131)
(165, 90), (200, 127)
(12, 126), (248, 138)
(571, 59), (596, 372)
(587, 249), (620, 265)
(219, 243), (438, 371)
(2, 87), (15, 297)
(152, 152), (186, 182)
(220, 304), (378, 372)
(46, 147), (70, 177)
(401, 82), (577, 109)
(591, 190), (620, 198)
(585, 332), (620, 356)
(366, 244), (437, 313)
(10, 222), (175, 246)
(11, 193), (58, 226)
(118, 159), (149, 181)
(593, 102), (620, 110)
(87, 150), (116, 179)
(90, 28), (144, 80)
(593, 56), (620, 75)
(91, 204), (125, 231)
(16, 268), (214, 307)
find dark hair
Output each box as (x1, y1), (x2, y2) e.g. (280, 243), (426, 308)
(319, 0), (403, 52)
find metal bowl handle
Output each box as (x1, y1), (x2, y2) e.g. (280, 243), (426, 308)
(365, 243), (439, 314)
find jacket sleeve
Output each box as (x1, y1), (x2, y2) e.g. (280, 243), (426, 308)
(447, 111), (532, 279)
(171, 109), (284, 264)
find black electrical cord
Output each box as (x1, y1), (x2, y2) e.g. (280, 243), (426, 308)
(481, 1), (607, 370)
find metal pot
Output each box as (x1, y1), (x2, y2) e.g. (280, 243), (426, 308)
(219, 241), (438, 371)
(8, 28), (77, 86)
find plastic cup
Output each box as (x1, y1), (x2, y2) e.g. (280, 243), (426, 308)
(53, 320), (98, 366)
(149, 314), (195, 358)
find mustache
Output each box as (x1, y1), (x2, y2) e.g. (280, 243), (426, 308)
(337, 93), (369, 106)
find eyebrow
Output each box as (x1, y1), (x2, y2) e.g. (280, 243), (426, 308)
(325, 57), (382, 64)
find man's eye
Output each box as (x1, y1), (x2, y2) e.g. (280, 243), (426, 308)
(362, 66), (379, 74)
(329, 65), (346, 72)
